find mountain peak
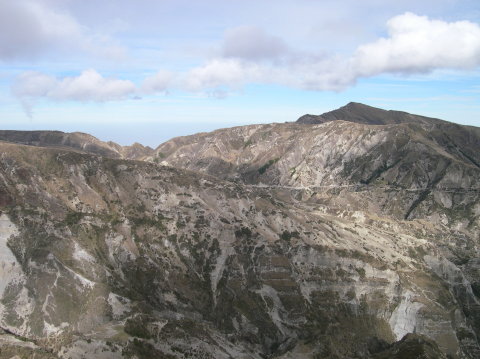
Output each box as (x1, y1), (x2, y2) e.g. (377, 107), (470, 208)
(296, 102), (444, 126)
(343, 101), (370, 108)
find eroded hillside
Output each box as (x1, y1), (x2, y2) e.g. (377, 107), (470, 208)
(0, 104), (478, 358)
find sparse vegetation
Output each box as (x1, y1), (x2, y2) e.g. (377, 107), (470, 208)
(258, 157), (280, 174)
(64, 211), (85, 225)
(243, 139), (253, 148)
(280, 230), (299, 242)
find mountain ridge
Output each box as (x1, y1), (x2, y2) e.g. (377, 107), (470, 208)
(0, 103), (478, 358)
(0, 103), (477, 156)
(0, 130), (154, 160)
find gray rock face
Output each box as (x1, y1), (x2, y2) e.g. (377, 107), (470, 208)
(0, 104), (478, 358)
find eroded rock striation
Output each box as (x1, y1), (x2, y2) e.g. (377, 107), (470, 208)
(0, 103), (478, 358)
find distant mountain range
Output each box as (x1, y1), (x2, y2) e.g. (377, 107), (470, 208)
(0, 130), (154, 160)
(0, 103), (478, 358)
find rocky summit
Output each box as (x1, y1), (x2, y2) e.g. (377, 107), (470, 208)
(0, 103), (478, 359)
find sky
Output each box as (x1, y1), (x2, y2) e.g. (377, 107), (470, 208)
(0, 0), (479, 147)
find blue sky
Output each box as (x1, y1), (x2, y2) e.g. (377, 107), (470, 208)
(0, 0), (479, 146)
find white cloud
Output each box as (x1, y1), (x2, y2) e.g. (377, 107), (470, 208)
(182, 59), (263, 92)
(11, 72), (57, 98)
(141, 70), (174, 94)
(11, 71), (58, 117)
(352, 12), (480, 77)
(184, 13), (480, 94)
(49, 70), (136, 102)
(222, 26), (288, 60)
(0, 0), (126, 60)
(12, 70), (136, 116)
(12, 69), (179, 116)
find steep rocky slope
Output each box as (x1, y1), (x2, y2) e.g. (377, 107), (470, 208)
(155, 103), (480, 186)
(154, 107), (480, 227)
(0, 104), (478, 358)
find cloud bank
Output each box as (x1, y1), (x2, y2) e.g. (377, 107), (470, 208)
(11, 12), (480, 115)
(352, 12), (480, 77)
(187, 13), (480, 92)
(12, 70), (137, 117)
